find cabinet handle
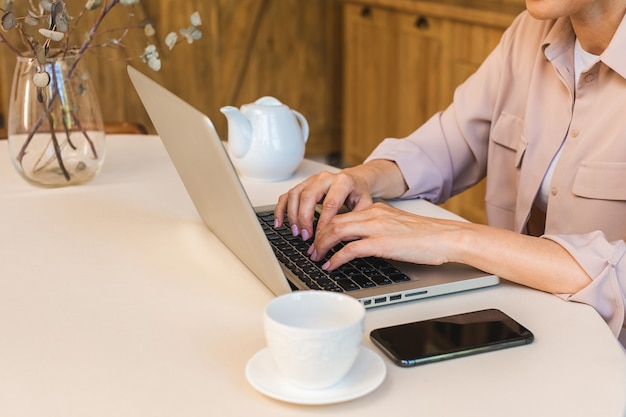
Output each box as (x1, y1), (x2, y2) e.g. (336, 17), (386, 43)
(360, 6), (372, 18)
(415, 16), (429, 29)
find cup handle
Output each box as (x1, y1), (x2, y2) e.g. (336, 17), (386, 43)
(292, 110), (309, 143)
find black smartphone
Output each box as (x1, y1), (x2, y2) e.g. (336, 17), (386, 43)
(370, 308), (534, 367)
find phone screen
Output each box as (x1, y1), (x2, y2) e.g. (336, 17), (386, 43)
(370, 308), (533, 367)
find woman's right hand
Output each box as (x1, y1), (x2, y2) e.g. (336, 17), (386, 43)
(273, 160), (407, 241)
(273, 168), (373, 242)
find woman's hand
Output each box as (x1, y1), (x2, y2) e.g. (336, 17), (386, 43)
(309, 202), (465, 269)
(273, 160), (407, 241)
(309, 202), (591, 295)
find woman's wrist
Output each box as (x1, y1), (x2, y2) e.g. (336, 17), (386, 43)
(351, 159), (407, 199)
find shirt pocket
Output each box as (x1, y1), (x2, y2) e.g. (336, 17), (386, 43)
(490, 112), (527, 168)
(573, 161), (626, 201)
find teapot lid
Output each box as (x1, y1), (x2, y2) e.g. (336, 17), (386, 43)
(250, 96), (285, 107)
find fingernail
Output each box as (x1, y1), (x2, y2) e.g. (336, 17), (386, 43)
(307, 245), (314, 255)
(301, 229), (310, 241)
(274, 219), (279, 228)
(291, 224), (299, 236)
(322, 261), (330, 270)
(310, 249), (319, 262)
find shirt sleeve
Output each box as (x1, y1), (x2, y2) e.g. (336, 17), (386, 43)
(363, 117), (452, 203)
(543, 231), (626, 338)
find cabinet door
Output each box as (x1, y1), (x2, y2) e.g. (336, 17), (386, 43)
(342, 4), (397, 166)
(395, 12), (445, 137)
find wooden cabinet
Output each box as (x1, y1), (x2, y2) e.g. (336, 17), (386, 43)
(341, 0), (524, 223)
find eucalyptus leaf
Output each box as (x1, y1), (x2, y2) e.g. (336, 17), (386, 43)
(190, 11), (201, 26)
(39, 28), (65, 41)
(180, 26), (201, 44)
(148, 56), (161, 71)
(24, 16), (40, 26)
(143, 23), (155, 37)
(165, 32), (177, 50)
(142, 44), (161, 71)
(39, 0), (52, 13)
(50, 0), (71, 32)
(1, 11), (16, 30)
(84, 0), (102, 10)
(35, 45), (46, 64)
(32, 71), (50, 88)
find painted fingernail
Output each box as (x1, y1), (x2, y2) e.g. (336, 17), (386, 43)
(291, 224), (299, 236)
(322, 261), (330, 270)
(301, 229), (310, 241)
(274, 219), (279, 228)
(307, 245), (314, 255)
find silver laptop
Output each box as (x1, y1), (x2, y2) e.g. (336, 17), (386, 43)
(127, 66), (499, 308)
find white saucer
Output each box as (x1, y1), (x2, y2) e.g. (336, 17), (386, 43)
(245, 346), (386, 405)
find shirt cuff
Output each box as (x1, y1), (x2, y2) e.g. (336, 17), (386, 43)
(543, 231), (626, 338)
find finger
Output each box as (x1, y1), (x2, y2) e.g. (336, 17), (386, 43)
(315, 172), (361, 232)
(283, 175), (324, 239)
(273, 193), (289, 228)
(322, 239), (373, 271)
(285, 183), (306, 236)
(312, 204), (396, 261)
(292, 172), (337, 240)
(311, 213), (365, 261)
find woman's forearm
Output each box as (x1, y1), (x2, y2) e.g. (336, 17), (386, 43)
(451, 222), (592, 294)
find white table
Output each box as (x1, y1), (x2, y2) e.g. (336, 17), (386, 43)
(1, 135), (625, 417)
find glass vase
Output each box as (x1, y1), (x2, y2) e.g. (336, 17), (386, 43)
(7, 54), (106, 187)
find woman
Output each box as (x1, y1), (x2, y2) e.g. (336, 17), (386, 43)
(274, 0), (626, 345)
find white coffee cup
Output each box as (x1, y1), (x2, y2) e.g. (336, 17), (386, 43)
(264, 291), (365, 390)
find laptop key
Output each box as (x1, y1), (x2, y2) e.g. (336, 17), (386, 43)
(305, 281), (322, 290)
(389, 273), (411, 283)
(370, 275), (393, 286)
(336, 278), (359, 291)
(351, 274), (377, 288)
(317, 277), (335, 287)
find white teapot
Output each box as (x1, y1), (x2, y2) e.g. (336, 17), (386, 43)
(220, 96), (309, 181)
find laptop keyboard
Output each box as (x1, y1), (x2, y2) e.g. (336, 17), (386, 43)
(256, 211), (411, 292)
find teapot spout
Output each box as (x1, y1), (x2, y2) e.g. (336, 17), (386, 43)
(220, 106), (253, 158)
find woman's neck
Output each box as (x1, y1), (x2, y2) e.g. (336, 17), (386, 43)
(571, 1), (626, 54)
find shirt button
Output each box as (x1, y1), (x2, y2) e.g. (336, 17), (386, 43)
(584, 73), (595, 82)
(551, 187), (558, 196)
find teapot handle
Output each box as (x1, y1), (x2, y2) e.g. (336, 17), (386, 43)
(292, 110), (309, 143)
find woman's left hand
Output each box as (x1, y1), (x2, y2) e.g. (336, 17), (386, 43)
(310, 202), (592, 296)
(310, 202), (466, 270)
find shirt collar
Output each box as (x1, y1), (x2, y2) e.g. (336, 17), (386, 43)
(541, 14), (626, 80)
(541, 17), (575, 61)
(601, 13), (626, 79)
